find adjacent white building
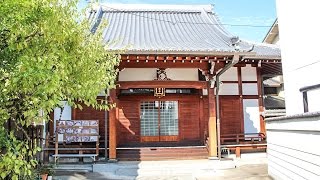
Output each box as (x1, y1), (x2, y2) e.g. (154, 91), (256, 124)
(262, 20), (285, 118)
(263, 19), (279, 45)
(266, 0), (320, 179)
(277, 0), (320, 115)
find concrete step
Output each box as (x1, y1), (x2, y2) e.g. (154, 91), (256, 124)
(92, 159), (235, 179)
(54, 164), (93, 172)
(117, 146), (208, 161)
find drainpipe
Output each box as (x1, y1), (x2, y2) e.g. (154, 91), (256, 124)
(215, 53), (240, 159)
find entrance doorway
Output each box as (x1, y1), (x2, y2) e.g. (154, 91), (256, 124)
(140, 101), (179, 142)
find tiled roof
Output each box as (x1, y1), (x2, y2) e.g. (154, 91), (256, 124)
(88, 4), (281, 57)
(263, 76), (283, 87)
(264, 109), (286, 118)
(264, 95), (286, 109)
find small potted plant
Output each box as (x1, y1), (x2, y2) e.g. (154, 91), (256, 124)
(47, 166), (54, 180)
(38, 165), (54, 180)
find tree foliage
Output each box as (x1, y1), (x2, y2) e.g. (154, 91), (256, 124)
(0, 0), (119, 179)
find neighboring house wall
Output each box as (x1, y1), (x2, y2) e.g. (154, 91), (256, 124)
(277, 0), (320, 114)
(272, 34), (279, 45)
(266, 113), (320, 179)
(266, 0), (320, 179)
(263, 20), (279, 45)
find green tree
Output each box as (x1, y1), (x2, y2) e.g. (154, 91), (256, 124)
(0, 0), (119, 179)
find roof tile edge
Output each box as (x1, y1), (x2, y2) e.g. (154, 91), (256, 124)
(98, 3), (214, 12)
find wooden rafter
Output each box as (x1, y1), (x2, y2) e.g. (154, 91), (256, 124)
(118, 54), (282, 77)
(118, 81), (207, 89)
(119, 61), (210, 70)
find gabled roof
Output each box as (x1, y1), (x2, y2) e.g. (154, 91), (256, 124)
(88, 4), (280, 58)
(263, 19), (279, 44)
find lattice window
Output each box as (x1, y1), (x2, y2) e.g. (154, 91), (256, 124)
(140, 101), (179, 137)
(140, 101), (159, 136)
(160, 101), (178, 136)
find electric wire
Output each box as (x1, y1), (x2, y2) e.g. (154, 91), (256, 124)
(99, 6), (273, 28)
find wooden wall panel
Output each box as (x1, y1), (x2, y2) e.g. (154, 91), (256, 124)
(117, 100), (140, 145)
(219, 96), (242, 135)
(179, 100), (200, 140)
(73, 97), (106, 141)
(116, 96), (203, 145)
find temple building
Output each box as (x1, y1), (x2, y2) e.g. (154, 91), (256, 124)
(48, 4), (282, 161)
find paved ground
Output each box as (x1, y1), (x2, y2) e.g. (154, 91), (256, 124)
(53, 153), (271, 180)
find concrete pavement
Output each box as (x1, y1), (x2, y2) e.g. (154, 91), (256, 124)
(53, 153), (271, 180)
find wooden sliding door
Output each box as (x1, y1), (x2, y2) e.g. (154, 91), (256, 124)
(140, 101), (179, 142)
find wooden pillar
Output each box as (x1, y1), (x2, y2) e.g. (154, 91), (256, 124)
(257, 66), (266, 134)
(199, 95), (204, 142)
(235, 147), (241, 158)
(208, 84), (218, 158)
(108, 89), (117, 161)
(237, 67), (244, 133)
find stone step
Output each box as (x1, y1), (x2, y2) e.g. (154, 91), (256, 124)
(92, 159), (236, 178)
(54, 164), (93, 172)
(117, 146), (208, 161)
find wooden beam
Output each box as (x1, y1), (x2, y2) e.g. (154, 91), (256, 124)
(118, 81), (207, 89)
(213, 61), (225, 73)
(208, 84), (217, 158)
(108, 89), (117, 161)
(119, 61), (209, 69)
(147, 55), (155, 61)
(234, 62), (247, 67)
(242, 95), (259, 99)
(118, 94), (200, 101)
(156, 55), (164, 60)
(166, 56), (173, 60)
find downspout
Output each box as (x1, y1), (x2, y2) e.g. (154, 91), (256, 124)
(215, 53), (240, 159)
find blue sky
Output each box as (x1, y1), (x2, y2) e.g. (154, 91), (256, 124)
(79, 0), (277, 42)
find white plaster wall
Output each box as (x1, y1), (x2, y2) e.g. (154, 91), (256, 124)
(243, 99), (260, 134)
(118, 68), (198, 81)
(219, 67), (238, 81)
(266, 115), (320, 180)
(266, 2), (320, 179)
(119, 68), (156, 81)
(166, 68), (198, 81)
(242, 83), (258, 95)
(277, 0), (320, 115)
(219, 83), (239, 95)
(241, 65), (257, 81)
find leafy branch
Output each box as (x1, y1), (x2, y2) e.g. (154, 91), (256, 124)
(0, 0), (119, 179)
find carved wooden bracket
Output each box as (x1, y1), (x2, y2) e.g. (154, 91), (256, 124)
(154, 68), (171, 81)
